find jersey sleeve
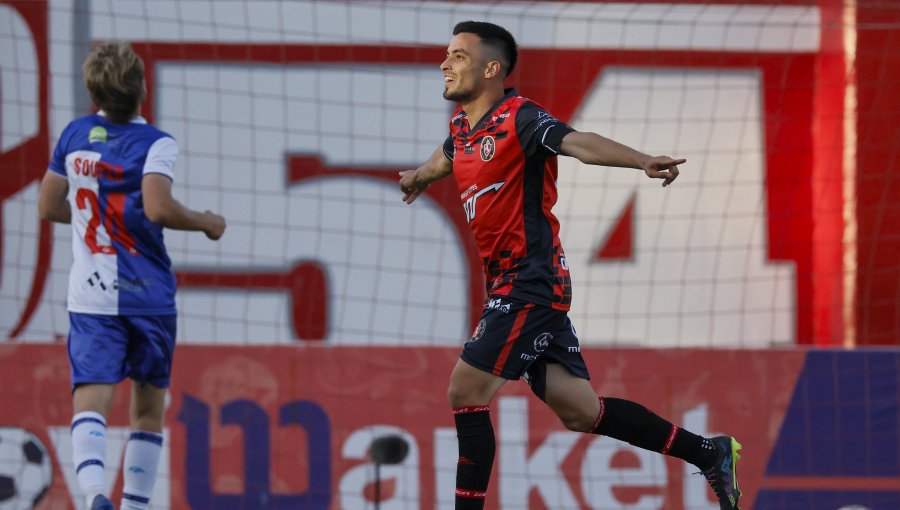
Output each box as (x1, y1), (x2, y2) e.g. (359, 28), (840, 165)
(48, 125), (71, 176)
(516, 102), (576, 157)
(143, 136), (178, 181)
(442, 135), (455, 161)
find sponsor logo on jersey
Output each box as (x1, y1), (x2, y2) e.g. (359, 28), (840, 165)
(480, 135), (495, 161)
(486, 298), (511, 314)
(567, 346), (580, 353)
(536, 110), (558, 130)
(471, 319), (486, 342)
(462, 181), (505, 223)
(89, 126), (108, 143)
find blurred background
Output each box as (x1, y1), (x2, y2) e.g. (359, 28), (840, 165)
(0, 0), (898, 509)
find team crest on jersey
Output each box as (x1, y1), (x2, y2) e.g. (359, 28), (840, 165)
(88, 126), (108, 143)
(480, 136), (495, 161)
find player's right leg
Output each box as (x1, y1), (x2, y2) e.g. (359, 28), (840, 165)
(450, 298), (567, 509)
(120, 382), (166, 510)
(68, 313), (131, 510)
(447, 358), (507, 510)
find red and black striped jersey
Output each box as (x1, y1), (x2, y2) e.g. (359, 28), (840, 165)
(443, 88), (575, 311)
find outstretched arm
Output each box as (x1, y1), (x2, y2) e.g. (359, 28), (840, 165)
(398, 144), (454, 204)
(38, 171), (71, 223)
(559, 131), (684, 187)
(143, 174), (226, 240)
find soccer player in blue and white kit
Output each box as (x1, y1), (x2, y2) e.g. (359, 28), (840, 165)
(38, 42), (226, 510)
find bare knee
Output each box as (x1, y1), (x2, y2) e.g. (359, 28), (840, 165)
(446, 359), (506, 408)
(447, 381), (481, 408)
(130, 401), (163, 432)
(130, 410), (164, 432)
(558, 412), (597, 433)
(72, 384), (115, 418)
(130, 384), (166, 432)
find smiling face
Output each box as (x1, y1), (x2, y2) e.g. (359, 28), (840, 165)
(441, 32), (500, 103)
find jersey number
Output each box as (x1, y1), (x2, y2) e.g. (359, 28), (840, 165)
(75, 188), (138, 255)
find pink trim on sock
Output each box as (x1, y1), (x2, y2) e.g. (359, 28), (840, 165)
(661, 425), (679, 454)
(590, 396), (606, 433)
(453, 405), (491, 415)
(456, 488), (487, 499)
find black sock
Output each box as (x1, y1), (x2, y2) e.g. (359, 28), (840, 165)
(453, 406), (495, 510)
(591, 397), (717, 469)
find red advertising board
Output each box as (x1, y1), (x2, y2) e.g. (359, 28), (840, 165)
(1, 344), (807, 509)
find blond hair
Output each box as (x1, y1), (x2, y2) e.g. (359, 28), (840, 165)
(82, 41), (145, 124)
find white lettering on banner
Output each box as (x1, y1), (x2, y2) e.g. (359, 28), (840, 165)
(557, 69), (795, 347)
(434, 427), (457, 510)
(499, 397), (581, 508)
(339, 425), (419, 510)
(48, 427), (171, 510)
(154, 65), (468, 345)
(580, 436), (666, 509)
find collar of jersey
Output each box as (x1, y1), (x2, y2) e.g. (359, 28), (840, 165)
(465, 87), (518, 135)
(97, 110), (148, 124)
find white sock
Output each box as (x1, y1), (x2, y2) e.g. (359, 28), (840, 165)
(120, 431), (163, 510)
(71, 411), (107, 507)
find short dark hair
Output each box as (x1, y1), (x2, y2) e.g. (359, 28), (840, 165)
(453, 21), (518, 77)
(82, 41), (145, 124)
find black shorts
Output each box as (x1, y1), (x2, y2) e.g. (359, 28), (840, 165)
(461, 296), (590, 383)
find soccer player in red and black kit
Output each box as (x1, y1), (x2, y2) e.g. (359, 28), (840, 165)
(399, 21), (742, 510)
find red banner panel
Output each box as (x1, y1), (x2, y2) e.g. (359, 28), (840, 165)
(1, 345), (810, 509)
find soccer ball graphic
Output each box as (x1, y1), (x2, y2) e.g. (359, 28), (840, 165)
(0, 427), (52, 510)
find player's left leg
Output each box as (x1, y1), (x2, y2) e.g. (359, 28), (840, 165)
(532, 316), (742, 509)
(450, 298), (563, 510)
(540, 365), (741, 508)
(119, 314), (176, 510)
(120, 382), (166, 510)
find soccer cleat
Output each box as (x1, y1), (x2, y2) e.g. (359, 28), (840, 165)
(90, 494), (115, 510)
(701, 436), (742, 510)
